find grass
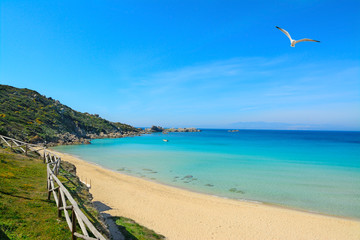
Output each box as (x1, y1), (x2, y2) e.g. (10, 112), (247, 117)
(0, 147), (109, 239)
(0, 148), (70, 239)
(113, 216), (165, 240)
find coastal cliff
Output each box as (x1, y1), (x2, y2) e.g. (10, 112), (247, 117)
(0, 84), (143, 145)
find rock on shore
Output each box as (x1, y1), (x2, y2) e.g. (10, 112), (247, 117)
(49, 130), (145, 146)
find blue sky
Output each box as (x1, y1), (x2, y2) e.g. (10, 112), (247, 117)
(1, 0), (359, 130)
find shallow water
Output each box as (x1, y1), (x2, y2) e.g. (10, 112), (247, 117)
(54, 129), (360, 218)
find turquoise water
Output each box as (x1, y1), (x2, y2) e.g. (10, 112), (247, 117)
(54, 130), (360, 218)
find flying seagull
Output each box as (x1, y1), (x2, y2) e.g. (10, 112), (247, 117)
(276, 26), (320, 47)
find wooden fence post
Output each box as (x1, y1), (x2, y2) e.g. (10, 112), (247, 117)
(58, 189), (62, 218)
(71, 207), (77, 240)
(47, 186), (51, 200)
(25, 144), (28, 156)
(47, 169), (51, 201)
(55, 160), (59, 176)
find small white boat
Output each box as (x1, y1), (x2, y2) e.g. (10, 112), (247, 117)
(163, 139), (169, 142)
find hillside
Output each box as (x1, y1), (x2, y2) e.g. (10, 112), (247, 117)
(0, 148), (110, 239)
(0, 85), (141, 144)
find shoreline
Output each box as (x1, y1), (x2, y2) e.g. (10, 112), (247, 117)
(52, 150), (360, 240)
(54, 150), (359, 222)
(58, 150), (358, 222)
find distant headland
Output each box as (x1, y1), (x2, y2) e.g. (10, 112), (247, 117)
(146, 125), (201, 133)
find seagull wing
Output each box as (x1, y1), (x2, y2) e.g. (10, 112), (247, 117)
(295, 38), (320, 44)
(276, 26), (292, 41)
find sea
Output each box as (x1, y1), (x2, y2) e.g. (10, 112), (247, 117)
(53, 129), (360, 219)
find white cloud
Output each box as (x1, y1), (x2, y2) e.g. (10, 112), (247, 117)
(113, 56), (360, 129)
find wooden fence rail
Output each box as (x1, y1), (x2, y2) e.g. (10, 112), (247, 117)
(0, 134), (107, 240)
(0, 135), (41, 155)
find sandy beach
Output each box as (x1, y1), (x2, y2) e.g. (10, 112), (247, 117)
(53, 150), (360, 240)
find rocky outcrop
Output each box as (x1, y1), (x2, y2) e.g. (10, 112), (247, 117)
(163, 128), (201, 133)
(56, 133), (91, 145)
(47, 130), (145, 146)
(147, 126), (165, 132)
(86, 131), (143, 139)
(145, 126), (201, 133)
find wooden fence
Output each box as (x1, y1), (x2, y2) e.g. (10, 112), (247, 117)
(0, 134), (41, 156)
(0, 135), (107, 240)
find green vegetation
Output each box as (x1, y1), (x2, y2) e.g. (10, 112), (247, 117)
(0, 84), (140, 143)
(0, 148), (109, 239)
(0, 148), (70, 239)
(113, 216), (165, 240)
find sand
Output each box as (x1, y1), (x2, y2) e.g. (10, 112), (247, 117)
(53, 150), (360, 240)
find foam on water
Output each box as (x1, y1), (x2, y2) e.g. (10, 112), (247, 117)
(54, 129), (360, 218)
